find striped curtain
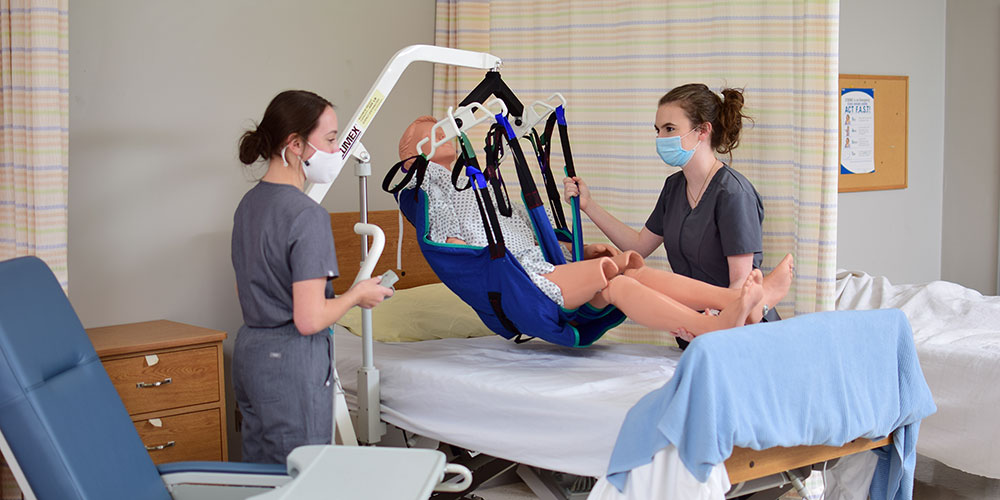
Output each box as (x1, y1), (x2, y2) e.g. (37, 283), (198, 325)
(0, 1), (69, 287)
(0, 2), (68, 497)
(433, 0), (839, 344)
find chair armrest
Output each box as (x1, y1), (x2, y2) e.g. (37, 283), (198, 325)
(158, 461), (288, 476)
(159, 461), (290, 499)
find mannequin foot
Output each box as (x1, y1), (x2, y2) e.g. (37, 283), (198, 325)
(717, 277), (762, 332)
(610, 250), (644, 274)
(757, 253), (794, 320)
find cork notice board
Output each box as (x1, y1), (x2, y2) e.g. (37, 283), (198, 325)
(838, 74), (908, 192)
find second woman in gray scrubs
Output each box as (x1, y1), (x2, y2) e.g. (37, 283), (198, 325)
(232, 90), (393, 463)
(564, 84), (790, 344)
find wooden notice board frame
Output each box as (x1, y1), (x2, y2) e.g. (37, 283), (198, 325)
(838, 74), (908, 192)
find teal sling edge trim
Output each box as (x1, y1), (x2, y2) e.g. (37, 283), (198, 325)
(574, 314), (627, 348)
(566, 171), (584, 262)
(561, 301), (620, 319)
(567, 323), (581, 348)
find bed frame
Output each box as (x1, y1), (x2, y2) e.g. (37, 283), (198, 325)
(330, 209), (891, 491)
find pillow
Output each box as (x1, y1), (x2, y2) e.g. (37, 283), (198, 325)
(337, 282), (495, 342)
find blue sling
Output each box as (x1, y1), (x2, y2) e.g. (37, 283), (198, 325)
(383, 109), (625, 347)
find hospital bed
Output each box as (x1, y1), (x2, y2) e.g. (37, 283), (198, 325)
(330, 210), (895, 499)
(836, 269), (1000, 480)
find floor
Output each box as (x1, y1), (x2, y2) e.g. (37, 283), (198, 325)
(472, 472), (819, 499)
(471, 455), (1000, 500)
(912, 457), (1000, 500)
(476, 481), (541, 500)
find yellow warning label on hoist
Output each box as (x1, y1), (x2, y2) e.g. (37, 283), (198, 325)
(358, 90), (385, 128)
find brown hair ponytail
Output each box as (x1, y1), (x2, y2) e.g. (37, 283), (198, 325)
(238, 128), (272, 165)
(715, 88), (750, 155)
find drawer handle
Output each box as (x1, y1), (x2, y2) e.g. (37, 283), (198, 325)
(136, 377), (172, 388)
(145, 440), (176, 451)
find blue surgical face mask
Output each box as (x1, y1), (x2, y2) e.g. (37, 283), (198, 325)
(655, 128), (700, 168)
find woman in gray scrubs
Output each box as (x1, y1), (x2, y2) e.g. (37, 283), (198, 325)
(231, 90), (393, 463)
(564, 84), (789, 345)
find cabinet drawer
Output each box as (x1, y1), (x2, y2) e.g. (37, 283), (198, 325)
(104, 346), (220, 415)
(135, 408), (223, 464)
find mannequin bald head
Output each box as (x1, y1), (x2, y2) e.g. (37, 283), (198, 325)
(398, 116), (458, 170)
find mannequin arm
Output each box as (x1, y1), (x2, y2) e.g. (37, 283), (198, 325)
(583, 243), (620, 260)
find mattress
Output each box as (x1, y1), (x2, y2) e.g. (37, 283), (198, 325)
(332, 327), (681, 477)
(835, 270), (1000, 479)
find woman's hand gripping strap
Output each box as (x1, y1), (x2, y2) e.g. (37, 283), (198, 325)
(553, 105), (584, 262)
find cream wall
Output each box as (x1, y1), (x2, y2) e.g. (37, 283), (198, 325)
(68, 1), (436, 459)
(837, 0), (947, 285)
(941, 0), (1000, 295)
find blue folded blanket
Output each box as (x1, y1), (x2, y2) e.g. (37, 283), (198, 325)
(606, 309), (935, 500)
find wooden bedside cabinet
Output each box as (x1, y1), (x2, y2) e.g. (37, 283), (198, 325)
(86, 320), (229, 464)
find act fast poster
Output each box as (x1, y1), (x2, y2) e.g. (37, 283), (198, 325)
(841, 88), (875, 174)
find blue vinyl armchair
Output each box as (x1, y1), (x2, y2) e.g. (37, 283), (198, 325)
(0, 256), (466, 499)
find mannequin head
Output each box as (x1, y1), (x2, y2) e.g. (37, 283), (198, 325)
(398, 116), (458, 170)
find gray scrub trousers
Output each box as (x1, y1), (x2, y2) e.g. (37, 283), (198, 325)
(645, 164), (780, 345)
(231, 181), (340, 464)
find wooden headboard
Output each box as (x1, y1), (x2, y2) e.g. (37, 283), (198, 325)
(329, 210), (439, 295)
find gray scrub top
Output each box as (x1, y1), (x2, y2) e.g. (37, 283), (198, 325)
(644, 164), (764, 289)
(232, 181), (339, 329)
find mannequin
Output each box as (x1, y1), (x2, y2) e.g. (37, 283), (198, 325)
(398, 117), (793, 340)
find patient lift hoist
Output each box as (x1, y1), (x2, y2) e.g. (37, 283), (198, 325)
(306, 44), (588, 450)
(304, 45), (841, 500)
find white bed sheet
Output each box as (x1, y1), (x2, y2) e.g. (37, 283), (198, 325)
(835, 269), (1000, 479)
(332, 327), (681, 478)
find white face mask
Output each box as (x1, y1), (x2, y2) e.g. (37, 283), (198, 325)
(283, 142), (343, 184)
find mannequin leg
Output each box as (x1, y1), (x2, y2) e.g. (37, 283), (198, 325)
(624, 253), (795, 323)
(623, 267), (737, 311)
(600, 274), (761, 336)
(544, 257), (619, 310)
